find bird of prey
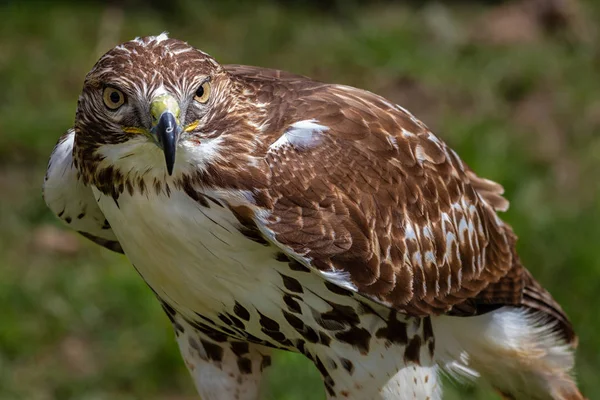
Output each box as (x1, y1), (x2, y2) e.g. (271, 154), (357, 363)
(43, 34), (583, 400)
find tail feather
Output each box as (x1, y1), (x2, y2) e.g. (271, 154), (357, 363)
(521, 269), (577, 346)
(449, 228), (577, 345)
(434, 308), (584, 400)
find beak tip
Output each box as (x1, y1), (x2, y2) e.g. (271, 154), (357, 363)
(164, 152), (176, 176)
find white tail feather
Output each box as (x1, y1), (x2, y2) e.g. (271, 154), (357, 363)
(433, 307), (581, 400)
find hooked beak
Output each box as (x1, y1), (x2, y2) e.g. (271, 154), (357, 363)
(150, 94), (181, 175)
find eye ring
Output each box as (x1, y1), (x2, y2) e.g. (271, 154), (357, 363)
(194, 81), (211, 104)
(103, 87), (126, 110)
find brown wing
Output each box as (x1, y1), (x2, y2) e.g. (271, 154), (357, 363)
(225, 64), (311, 83)
(254, 82), (575, 342)
(258, 83), (512, 315)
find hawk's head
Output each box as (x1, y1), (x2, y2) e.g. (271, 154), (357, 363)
(73, 34), (260, 193)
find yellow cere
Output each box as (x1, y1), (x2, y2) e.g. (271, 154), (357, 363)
(150, 94), (180, 125)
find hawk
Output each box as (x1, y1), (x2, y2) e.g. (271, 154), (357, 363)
(43, 34), (583, 400)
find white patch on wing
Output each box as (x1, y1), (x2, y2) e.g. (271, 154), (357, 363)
(388, 135), (398, 150)
(400, 128), (415, 138)
(319, 270), (358, 292)
(415, 144), (436, 163)
(268, 119), (328, 152)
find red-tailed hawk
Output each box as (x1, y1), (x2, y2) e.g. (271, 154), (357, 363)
(43, 34), (583, 400)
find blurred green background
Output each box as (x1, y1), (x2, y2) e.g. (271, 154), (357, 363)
(1, 0), (599, 399)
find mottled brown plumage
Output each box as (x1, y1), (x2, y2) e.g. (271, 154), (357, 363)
(227, 64), (574, 342)
(44, 35), (582, 400)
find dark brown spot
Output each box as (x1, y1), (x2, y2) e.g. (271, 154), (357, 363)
(227, 313), (246, 330)
(315, 356), (335, 395)
(200, 339), (224, 362)
(375, 311), (408, 345)
(218, 314), (233, 326)
(195, 313), (216, 324)
(230, 342), (249, 357)
(283, 294), (302, 314)
(428, 340), (435, 358)
(233, 302), (250, 321)
(295, 339), (306, 355)
(126, 180), (134, 196)
(357, 301), (378, 315)
(423, 317), (433, 342)
(423, 317), (435, 357)
(264, 329), (290, 344)
(186, 318), (228, 342)
(204, 194), (223, 207)
(289, 260), (310, 272)
(138, 177), (146, 195)
(404, 336), (422, 364)
(319, 331), (332, 346)
(173, 321), (184, 333)
(303, 326), (319, 343)
(335, 327), (371, 354)
(280, 274), (304, 293)
(325, 382), (336, 397)
(327, 358), (338, 370)
(340, 357), (354, 374)
(65, 216), (72, 224)
(324, 281), (353, 296)
(161, 305), (176, 323)
(282, 311), (304, 329)
(275, 252), (290, 262)
(317, 303), (360, 331)
(237, 357), (252, 374)
(261, 355), (272, 371)
(188, 338), (207, 361)
(258, 312), (280, 331)
(180, 178), (210, 207)
(77, 212), (85, 219)
(161, 301), (176, 316)
(283, 311), (319, 343)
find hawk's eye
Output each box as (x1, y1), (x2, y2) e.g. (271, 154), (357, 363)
(103, 87), (126, 110)
(194, 82), (211, 104)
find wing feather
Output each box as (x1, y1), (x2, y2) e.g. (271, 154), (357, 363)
(43, 129), (123, 254)
(246, 82), (530, 318)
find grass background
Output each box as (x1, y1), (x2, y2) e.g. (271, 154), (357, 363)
(1, 1), (599, 399)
